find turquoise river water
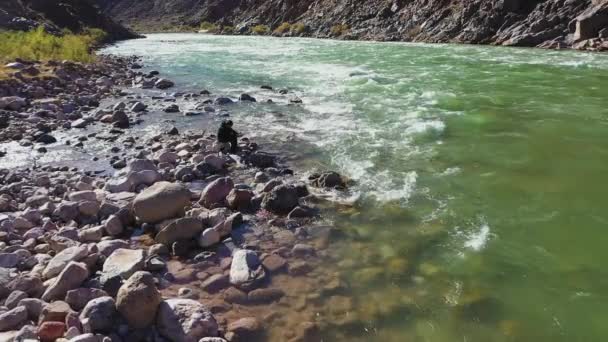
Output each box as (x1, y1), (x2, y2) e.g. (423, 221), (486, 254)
(103, 34), (608, 342)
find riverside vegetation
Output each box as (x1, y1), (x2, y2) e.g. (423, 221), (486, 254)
(0, 27), (106, 64)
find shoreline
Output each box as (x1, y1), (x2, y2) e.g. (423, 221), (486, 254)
(119, 30), (608, 53)
(0, 54), (351, 341)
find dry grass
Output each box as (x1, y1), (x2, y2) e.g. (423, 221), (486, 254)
(0, 27), (106, 63)
(274, 22), (292, 34)
(252, 25), (270, 35)
(330, 24), (349, 36)
(291, 22), (306, 34)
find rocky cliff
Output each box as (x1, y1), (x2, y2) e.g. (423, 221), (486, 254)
(96, 0), (608, 50)
(0, 0), (138, 41)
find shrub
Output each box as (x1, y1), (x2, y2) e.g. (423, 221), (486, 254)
(291, 22), (306, 34)
(274, 22), (291, 34)
(330, 24), (349, 36)
(251, 25), (270, 35)
(0, 26), (106, 63)
(200, 21), (218, 32)
(222, 26), (235, 34)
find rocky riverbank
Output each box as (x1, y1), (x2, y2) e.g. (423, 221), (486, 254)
(96, 0), (608, 51)
(0, 56), (354, 341)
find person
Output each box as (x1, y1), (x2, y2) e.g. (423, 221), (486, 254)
(217, 120), (238, 153)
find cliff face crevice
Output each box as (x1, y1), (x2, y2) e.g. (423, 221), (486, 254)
(98, 0), (608, 50)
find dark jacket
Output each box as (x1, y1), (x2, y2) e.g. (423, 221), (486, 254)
(217, 124), (237, 143)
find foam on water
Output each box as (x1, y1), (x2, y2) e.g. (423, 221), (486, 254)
(464, 223), (491, 252)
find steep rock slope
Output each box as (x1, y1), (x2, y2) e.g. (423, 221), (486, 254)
(0, 0), (138, 41)
(97, 0), (608, 49)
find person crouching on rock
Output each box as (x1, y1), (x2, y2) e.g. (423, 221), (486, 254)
(216, 120), (239, 154)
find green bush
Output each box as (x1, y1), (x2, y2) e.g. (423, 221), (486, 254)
(0, 27), (106, 63)
(330, 24), (349, 36)
(291, 22), (306, 34)
(199, 21), (218, 32)
(274, 22), (291, 34)
(222, 26), (235, 34)
(251, 25), (270, 35)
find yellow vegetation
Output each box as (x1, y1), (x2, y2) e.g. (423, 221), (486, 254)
(0, 27), (106, 63)
(199, 21), (218, 32)
(251, 24), (270, 35)
(291, 22), (306, 34)
(330, 24), (349, 36)
(274, 22), (291, 34)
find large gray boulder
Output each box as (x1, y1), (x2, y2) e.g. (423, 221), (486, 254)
(116, 271), (161, 328)
(133, 182), (191, 223)
(156, 299), (218, 342)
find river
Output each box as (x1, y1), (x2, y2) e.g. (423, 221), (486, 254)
(102, 34), (608, 341)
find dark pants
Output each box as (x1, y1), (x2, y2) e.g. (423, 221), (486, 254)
(229, 135), (238, 153)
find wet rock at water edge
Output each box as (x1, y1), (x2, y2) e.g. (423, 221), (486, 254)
(164, 104), (180, 113)
(155, 78), (175, 89)
(156, 299), (218, 342)
(226, 317), (263, 341)
(239, 93), (257, 102)
(229, 249), (266, 290)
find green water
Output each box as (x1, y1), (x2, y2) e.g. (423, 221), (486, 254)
(103, 34), (608, 341)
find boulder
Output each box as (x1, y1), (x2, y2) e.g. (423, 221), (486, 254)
(203, 154), (226, 171)
(229, 250), (266, 290)
(164, 104), (180, 113)
(226, 189), (254, 211)
(41, 262), (89, 302)
(130, 102), (146, 112)
(0, 253), (20, 268)
(38, 300), (70, 323)
(155, 79), (175, 89)
(116, 271), (161, 328)
(97, 240), (129, 257)
(133, 182), (191, 223)
(198, 228), (220, 248)
(247, 151), (275, 168)
(0, 96), (26, 111)
(310, 171), (346, 188)
(103, 215), (123, 236)
(156, 299), (218, 342)
(200, 274), (229, 293)
(247, 288), (284, 304)
(155, 217), (204, 246)
(199, 177), (234, 208)
(37, 321), (66, 342)
(111, 111), (129, 128)
(261, 184), (301, 214)
(239, 93), (256, 102)
(0, 306), (27, 332)
(227, 317), (263, 341)
(102, 248), (145, 279)
(65, 288), (109, 311)
(79, 296), (116, 333)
